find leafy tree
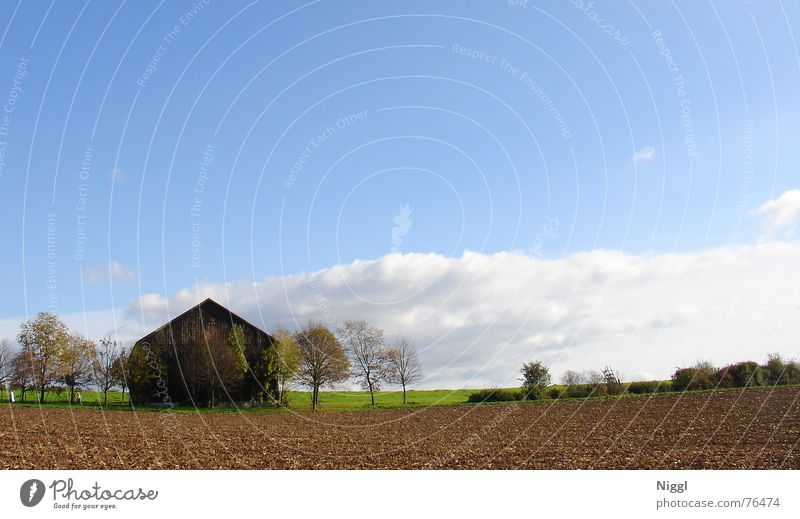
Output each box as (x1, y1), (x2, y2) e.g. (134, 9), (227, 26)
(294, 321), (350, 410)
(10, 349), (35, 402)
(386, 333), (423, 405)
(61, 334), (96, 404)
(520, 360), (551, 400)
(520, 360), (551, 387)
(202, 320), (247, 406)
(266, 326), (301, 405)
(339, 320), (390, 406)
(17, 312), (70, 403)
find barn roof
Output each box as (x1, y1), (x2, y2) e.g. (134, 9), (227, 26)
(136, 298), (272, 342)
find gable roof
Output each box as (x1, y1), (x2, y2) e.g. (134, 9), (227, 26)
(137, 298), (272, 341)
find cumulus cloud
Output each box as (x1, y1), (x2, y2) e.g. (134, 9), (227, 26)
(84, 260), (136, 284)
(126, 243), (800, 388)
(755, 189), (800, 240)
(632, 145), (655, 162)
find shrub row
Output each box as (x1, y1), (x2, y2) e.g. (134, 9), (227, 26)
(671, 356), (800, 391)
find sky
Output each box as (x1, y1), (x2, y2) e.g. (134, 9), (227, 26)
(0, 0), (798, 388)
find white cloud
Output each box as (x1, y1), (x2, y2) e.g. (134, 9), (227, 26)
(755, 189), (800, 240)
(84, 260), (137, 284)
(632, 145), (655, 162)
(124, 243), (800, 388)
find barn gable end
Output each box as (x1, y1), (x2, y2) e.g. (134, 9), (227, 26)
(127, 298), (277, 406)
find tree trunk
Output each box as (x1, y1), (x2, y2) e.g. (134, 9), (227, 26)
(103, 390), (108, 406)
(369, 379), (375, 406)
(402, 382), (407, 405)
(40, 384), (45, 403)
(121, 386), (126, 404)
(69, 385), (75, 404)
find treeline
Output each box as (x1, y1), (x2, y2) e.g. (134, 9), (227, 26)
(468, 354), (800, 404)
(0, 312), (129, 406)
(2, 313), (425, 411)
(273, 320), (423, 410)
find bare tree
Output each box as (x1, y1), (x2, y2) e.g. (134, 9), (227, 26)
(339, 320), (391, 406)
(61, 334), (96, 404)
(93, 337), (121, 406)
(0, 339), (13, 392)
(386, 334), (423, 405)
(17, 312), (70, 402)
(561, 370), (585, 386)
(294, 321), (350, 410)
(111, 347), (129, 404)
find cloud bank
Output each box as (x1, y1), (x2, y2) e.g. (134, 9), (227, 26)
(126, 241), (800, 388)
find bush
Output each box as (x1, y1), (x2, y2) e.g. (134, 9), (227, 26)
(672, 361), (717, 391)
(763, 354), (800, 385)
(523, 385), (545, 401)
(719, 361), (765, 387)
(466, 388), (522, 403)
(626, 380), (666, 394)
(565, 383), (606, 398)
(547, 388), (563, 400)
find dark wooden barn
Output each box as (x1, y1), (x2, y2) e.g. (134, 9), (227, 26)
(127, 298), (277, 406)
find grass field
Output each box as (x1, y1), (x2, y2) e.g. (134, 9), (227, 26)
(1, 387), (474, 411)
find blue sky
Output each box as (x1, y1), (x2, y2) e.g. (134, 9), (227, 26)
(1, 1), (798, 385)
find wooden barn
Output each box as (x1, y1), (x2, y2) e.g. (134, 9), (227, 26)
(127, 298), (277, 406)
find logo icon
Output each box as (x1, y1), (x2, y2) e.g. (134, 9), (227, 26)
(20, 479), (45, 507)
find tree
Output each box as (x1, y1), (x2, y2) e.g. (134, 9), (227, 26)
(386, 334), (423, 405)
(93, 337), (121, 406)
(561, 370), (585, 386)
(61, 333), (96, 404)
(0, 339), (13, 393)
(111, 347), (130, 404)
(266, 326), (301, 405)
(520, 360), (551, 387)
(294, 321), (350, 410)
(339, 320), (390, 406)
(520, 360), (551, 400)
(10, 349), (35, 402)
(17, 312), (70, 403)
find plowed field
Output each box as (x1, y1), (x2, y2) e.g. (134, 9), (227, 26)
(1, 387), (798, 469)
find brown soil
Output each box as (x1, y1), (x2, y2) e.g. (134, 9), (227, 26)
(1, 387), (798, 469)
